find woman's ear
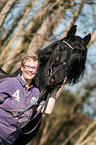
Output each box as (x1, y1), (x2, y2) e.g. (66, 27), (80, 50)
(21, 65), (23, 72)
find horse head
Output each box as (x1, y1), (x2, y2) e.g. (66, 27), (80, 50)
(35, 25), (91, 91)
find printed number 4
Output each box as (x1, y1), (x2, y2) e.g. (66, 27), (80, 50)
(13, 90), (20, 102)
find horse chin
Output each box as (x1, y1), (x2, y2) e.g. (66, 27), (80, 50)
(46, 77), (55, 88)
(46, 76), (63, 89)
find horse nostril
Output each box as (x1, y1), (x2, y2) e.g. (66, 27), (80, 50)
(47, 76), (55, 86)
(51, 78), (55, 83)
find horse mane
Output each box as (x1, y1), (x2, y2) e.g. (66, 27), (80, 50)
(60, 36), (87, 85)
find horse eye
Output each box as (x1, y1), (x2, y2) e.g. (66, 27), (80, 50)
(49, 68), (52, 75)
(56, 56), (59, 61)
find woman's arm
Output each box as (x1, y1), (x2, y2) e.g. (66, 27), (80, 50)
(0, 79), (11, 103)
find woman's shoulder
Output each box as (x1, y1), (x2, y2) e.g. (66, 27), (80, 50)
(0, 76), (18, 84)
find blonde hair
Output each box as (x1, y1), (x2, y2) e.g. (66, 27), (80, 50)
(21, 54), (40, 67)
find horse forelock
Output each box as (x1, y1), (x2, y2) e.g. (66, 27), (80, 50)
(64, 37), (87, 84)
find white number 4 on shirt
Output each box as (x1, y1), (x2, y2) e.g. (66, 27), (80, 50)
(12, 90), (20, 102)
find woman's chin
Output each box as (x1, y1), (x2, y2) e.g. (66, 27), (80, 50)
(27, 74), (35, 79)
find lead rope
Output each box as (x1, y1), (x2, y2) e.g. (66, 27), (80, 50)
(17, 89), (51, 134)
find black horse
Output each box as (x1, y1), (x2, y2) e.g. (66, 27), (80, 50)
(0, 25), (91, 144)
(34, 25), (91, 91)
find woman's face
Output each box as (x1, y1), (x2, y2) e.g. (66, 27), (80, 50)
(21, 58), (38, 84)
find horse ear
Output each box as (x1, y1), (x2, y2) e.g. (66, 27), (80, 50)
(83, 33), (91, 46)
(66, 25), (77, 38)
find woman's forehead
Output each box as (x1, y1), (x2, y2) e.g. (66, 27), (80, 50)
(25, 59), (38, 65)
(24, 58), (35, 63)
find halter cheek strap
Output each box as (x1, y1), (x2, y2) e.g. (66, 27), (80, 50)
(62, 41), (74, 50)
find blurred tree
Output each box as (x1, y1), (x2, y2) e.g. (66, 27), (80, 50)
(0, 0), (96, 145)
